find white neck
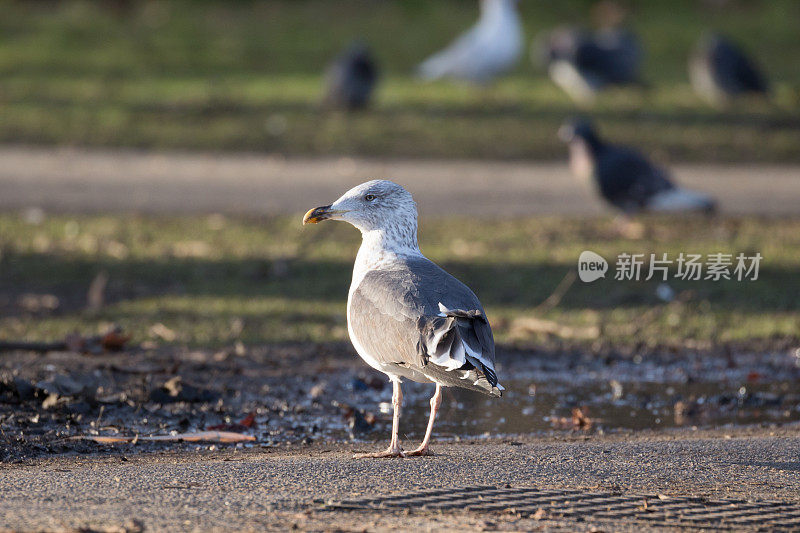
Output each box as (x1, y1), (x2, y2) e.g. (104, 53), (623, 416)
(482, 0), (513, 19)
(350, 226), (422, 294)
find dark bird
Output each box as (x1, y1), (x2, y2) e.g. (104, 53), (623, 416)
(536, 25), (643, 102)
(323, 42), (379, 110)
(689, 34), (769, 105)
(559, 118), (716, 214)
(303, 180), (502, 458)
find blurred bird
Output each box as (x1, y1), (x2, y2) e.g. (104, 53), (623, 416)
(558, 118), (716, 214)
(689, 34), (769, 105)
(324, 41), (379, 110)
(536, 25), (643, 102)
(417, 0), (523, 84)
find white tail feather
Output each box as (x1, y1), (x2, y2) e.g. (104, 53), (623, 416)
(647, 188), (715, 212)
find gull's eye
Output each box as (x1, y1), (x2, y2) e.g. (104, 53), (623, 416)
(364, 194), (376, 202)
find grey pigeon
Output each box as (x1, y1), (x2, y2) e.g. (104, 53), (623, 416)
(559, 118), (716, 214)
(324, 41), (379, 110)
(689, 33), (768, 105)
(303, 180), (502, 458)
(537, 26), (643, 102)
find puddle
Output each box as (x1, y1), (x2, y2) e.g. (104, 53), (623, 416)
(397, 379), (800, 437)
(342, 350), (800, 439)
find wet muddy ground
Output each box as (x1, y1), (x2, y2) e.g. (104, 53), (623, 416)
(2, 343), (800, 463)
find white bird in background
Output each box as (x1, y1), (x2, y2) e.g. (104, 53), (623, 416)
(417, 0), (523, 84)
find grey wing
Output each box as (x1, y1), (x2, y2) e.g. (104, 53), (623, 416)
(349, 259), (502, 396)
(348, 269), (431, 370)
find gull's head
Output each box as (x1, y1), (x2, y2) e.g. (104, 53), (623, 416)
(303, 180), (417, 234)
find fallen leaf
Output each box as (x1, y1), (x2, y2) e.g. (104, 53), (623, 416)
(150, 323), (177, 342)
(150, 376), (218, 403)
(207, 411), (257, 432)
(42, 393), (60, 409)
(240, 411), (256, 428)
(59, 327), (131, 355)
(746, 371), (762, 383)
(571, 406), (593, 430)
(101, 329), (131, 352)
(309, 382), (326, 399)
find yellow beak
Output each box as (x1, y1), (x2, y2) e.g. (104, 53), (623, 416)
(302, 205), (333, 225)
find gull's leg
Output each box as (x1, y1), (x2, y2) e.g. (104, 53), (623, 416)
(406, 383), (442, 457)
(353, 378), (404, 458)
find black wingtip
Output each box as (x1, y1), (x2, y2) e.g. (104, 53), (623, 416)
(481, 364), (499, 388)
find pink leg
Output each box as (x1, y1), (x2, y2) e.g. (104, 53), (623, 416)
(406, 384), (442, 457)
(353, 379), (405, 458)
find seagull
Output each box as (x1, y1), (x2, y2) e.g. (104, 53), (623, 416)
(689, 33), (768, 105)
(323, 41), (379, 110)
(303, 180), (503, 458)
(536, 25), (643, 102)
(558, 118), (716, 214)
(417, 0), (522, 83)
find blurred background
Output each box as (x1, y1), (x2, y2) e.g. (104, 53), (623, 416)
(0, 0), (798, 159)
(0, 0), (799, 456)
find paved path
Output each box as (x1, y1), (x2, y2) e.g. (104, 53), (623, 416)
(0, 146), (798, 216)
(2, 427), (799, 531)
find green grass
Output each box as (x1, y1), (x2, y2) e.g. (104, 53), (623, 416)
(1, 213), (798, 352)
(0, 0), (798, 161)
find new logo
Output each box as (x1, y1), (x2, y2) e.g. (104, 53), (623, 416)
(578, 251), (608, 282)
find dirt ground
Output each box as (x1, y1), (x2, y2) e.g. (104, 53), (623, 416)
(1, 426), (799, 532)
(1, 146), (799, 216)
(3, 340), (800, 463)
(2, 148), (800, 531)
(4, 336), (799, 531)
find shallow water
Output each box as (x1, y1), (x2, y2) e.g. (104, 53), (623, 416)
(399, 379), (800, 437)
(340, 350), (800, 440)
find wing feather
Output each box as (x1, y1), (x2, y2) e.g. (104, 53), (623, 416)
(348, 258), (501, 396)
